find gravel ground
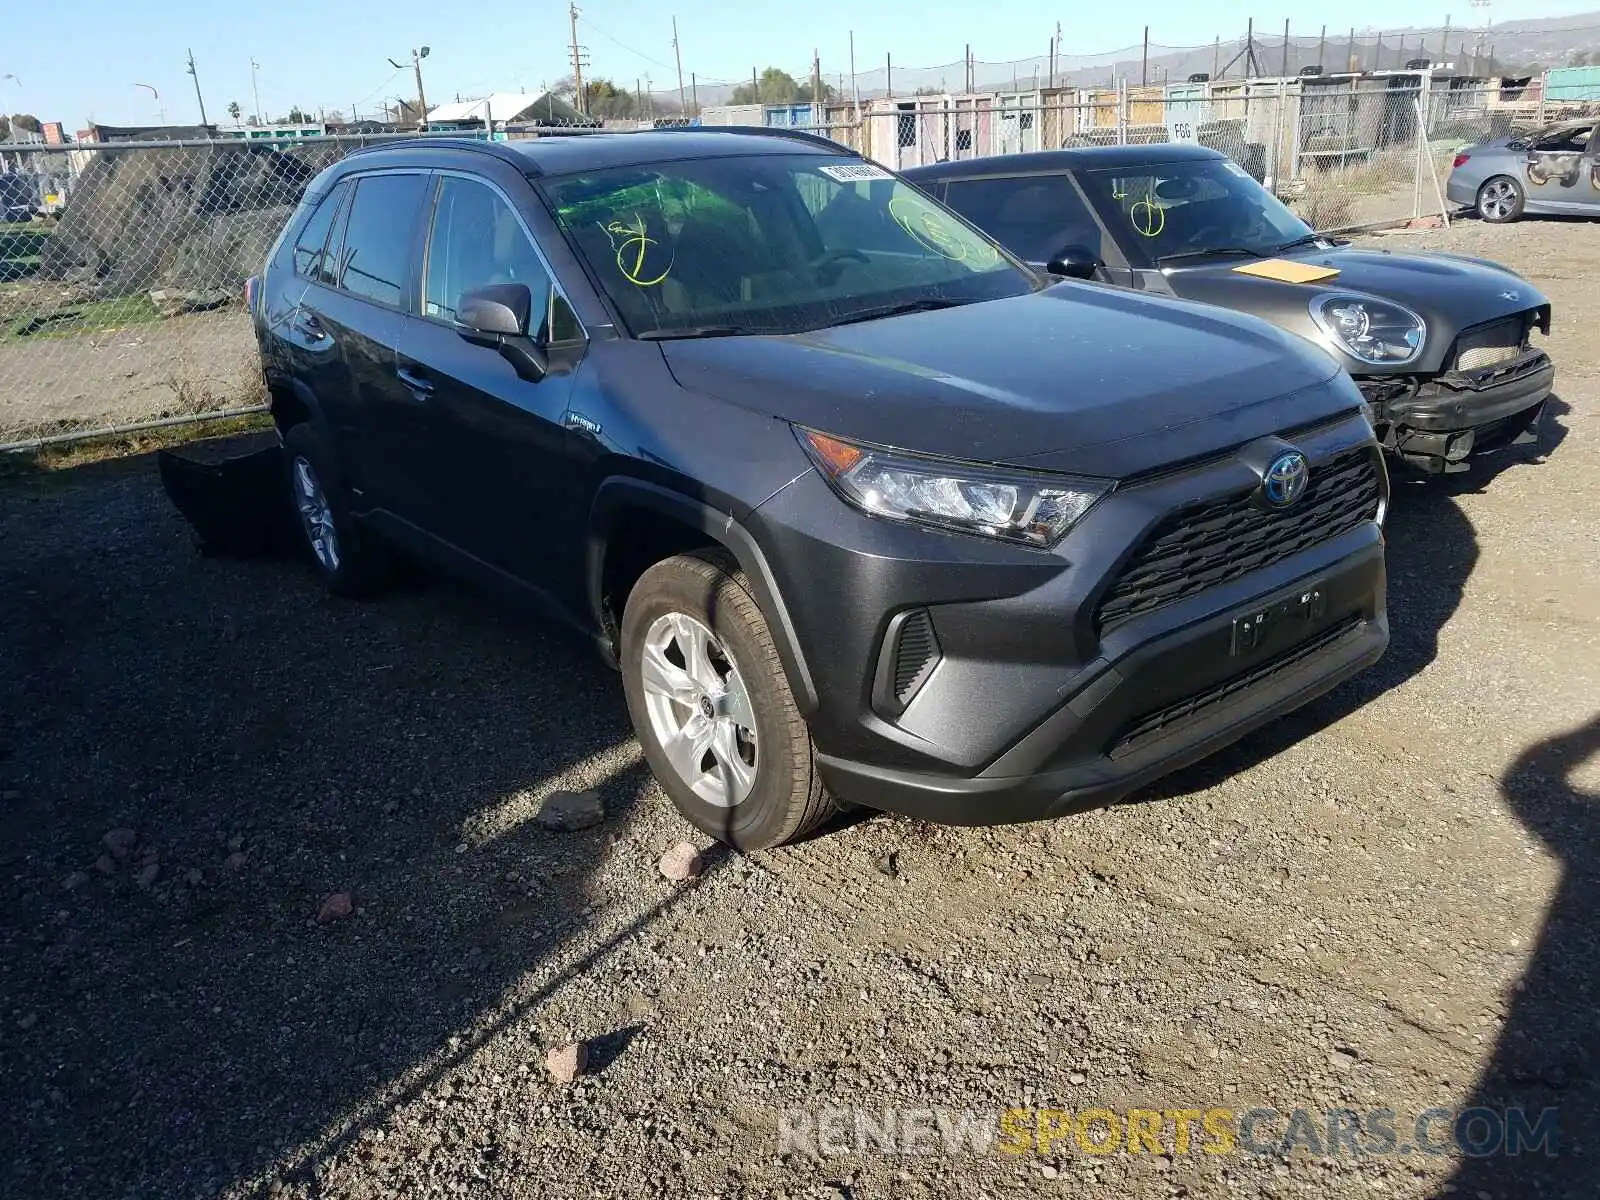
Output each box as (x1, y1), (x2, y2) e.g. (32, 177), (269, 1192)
(1, 217), (1597, 1200)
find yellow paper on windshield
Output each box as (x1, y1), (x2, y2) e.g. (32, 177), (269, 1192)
(1232, 258), (1341, 284)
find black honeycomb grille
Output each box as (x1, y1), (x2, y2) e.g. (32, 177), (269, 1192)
(1095, 448), (1381, 637)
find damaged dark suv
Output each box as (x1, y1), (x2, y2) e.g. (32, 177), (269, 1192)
(250, 129), (1389, 849)
(910, 145), (1554, 474)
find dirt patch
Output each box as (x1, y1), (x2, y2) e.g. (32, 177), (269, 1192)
(0, 308), (260, 443)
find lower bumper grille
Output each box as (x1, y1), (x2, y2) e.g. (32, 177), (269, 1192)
(1109, 616), (1364, 759)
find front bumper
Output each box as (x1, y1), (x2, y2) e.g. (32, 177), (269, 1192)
(1360, 351), (1553, 473)
(818, 549), (1387, 824)
(748, 413), (1389, 826)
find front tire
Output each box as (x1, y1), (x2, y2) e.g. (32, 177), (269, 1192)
(620, 551), (836, 850)
(282, 423), (391, 597)
(1477, 175), (1525, 223)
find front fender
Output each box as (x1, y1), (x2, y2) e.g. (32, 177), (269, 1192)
(585, 476), (820, 715)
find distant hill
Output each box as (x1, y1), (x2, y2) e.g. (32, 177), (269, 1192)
(663, 11), (1600, 111)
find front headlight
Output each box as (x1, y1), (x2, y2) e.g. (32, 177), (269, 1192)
(798, 428), (1110, 548)
(1310, 293), (1426, 366)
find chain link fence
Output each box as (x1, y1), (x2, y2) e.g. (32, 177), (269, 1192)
(0, 134), (389, 448)
(0, 82), (1592, 448)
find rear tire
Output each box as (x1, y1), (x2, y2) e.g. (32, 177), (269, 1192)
(281, 423), (392, 598)
(1476, 175), (1525, 224)
(620, 550), (837, 850)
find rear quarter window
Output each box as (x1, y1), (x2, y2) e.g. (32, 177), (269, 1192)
(285, 181), (349, 279)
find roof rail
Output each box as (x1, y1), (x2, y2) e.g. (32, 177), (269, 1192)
(655, 125), (853, 154)
(341, 136), (535, 171)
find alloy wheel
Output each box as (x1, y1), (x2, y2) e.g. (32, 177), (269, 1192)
(1479, 179), (1519, 221)
(291, 455), (340, 572)
(638, 611), (759, 808)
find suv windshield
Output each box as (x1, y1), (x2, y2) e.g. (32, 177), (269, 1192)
(542, 153), (1035, 337)
(1075, 159), (1314, 268)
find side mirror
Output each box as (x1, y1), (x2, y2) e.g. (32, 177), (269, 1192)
(457, 283), (530, 337)
(456, 283), (547, 383)
(1045, 244), (1101, 281)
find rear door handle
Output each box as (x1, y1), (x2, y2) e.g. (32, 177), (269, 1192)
(396, 366), (435, 398)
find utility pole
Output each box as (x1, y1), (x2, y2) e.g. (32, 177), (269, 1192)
(1213, 36), (1221, 80)
(186, 48), (210, 127)
(1317, 26), (1326, 71)
(964, 44), (971, 93)
(1347, 27), (1357, 72)
(249, 57), (262, 124)
(849, 30), (858, 115)
(691, 72), (699, 116)
(751, 67), (759, 104)
(1471, 0), (1493, 75)
(1282, 19), (1291, 77)
(671, 16), (687, 115)
(812, 48), (823, 113)
(1141, 26), (1149, 87)
(389, 48), (429, 126)
(569, 4), (586, 115)
(1376, 32), (1385, 71)
(886, 52), (892, 99)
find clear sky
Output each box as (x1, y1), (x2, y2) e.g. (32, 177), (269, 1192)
(5, 0), (1598, 127)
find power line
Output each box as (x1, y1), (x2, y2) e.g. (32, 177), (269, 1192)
(578, 16), (676, 73)
(577, 14), (739, 85)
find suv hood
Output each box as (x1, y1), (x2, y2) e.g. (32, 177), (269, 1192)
(1168, 244), (1549, 375)
(660, 287), (1352, 479)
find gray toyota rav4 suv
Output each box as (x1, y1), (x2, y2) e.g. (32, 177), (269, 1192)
(250, 128), (1390, 849)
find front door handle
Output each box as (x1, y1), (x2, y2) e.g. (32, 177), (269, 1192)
(396, 366), (435, 398)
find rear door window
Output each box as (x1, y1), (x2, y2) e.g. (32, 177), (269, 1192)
(291, 181), (349, 281)
(332, 173), (429, 308)
(941, 175), (1102, 262)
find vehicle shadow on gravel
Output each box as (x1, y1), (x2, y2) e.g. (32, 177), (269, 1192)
(1448, 715), (1600, 1194)
(0, 452), (714, 1198)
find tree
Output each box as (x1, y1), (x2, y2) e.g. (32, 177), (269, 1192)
(582, 78), (640, 120)
(730, 67), (838, 105)
(227, 100), (242, 122)
(1571, 50), (1592, 67)
(284, 106), (311, 124)
(11, 114), (41, 134)
(0, 115), (9, 141)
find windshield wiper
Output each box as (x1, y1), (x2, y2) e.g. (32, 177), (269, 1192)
(635, 325), (750, 340)
(810, 297), (969, 330)
(1156, 247), (1265, 266)
(1273, 233), (1331, 253)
